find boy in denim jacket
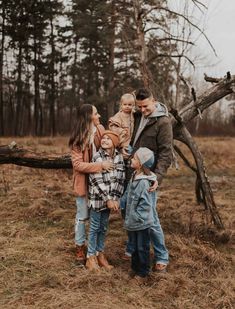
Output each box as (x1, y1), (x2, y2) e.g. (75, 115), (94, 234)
(123, 147), (157, 279)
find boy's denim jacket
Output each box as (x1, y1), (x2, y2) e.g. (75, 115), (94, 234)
(122, 172), (157, 231)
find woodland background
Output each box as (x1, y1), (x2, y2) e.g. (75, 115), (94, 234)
(0, 0), (234, 137)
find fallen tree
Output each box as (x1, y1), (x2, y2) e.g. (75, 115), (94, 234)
(0, 73), (234, 229)
(0, 142), (71, 169)
(170, 72), (235, 229)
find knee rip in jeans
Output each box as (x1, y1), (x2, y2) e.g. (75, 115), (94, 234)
(80, 218), (88, 223)
(75, 218), (88, 225)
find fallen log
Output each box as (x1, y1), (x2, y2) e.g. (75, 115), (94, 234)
(0, 142), (71, 169)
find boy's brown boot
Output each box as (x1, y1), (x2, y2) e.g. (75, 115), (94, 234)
(75, 244), (86, 263)
(85, 255), (100, 272)
(152, 263), (167, 273)
(97, 252), (114, 271)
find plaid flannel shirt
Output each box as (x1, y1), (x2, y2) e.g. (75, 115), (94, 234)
(88, 148), (125, 212)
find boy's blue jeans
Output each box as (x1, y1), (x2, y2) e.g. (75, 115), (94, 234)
(128, 228), (150, 277)
(75, 197), (89, 246)
(125, 193), (169, 265)
(87, 208), (110, 257)
(150, 209), (169, 264)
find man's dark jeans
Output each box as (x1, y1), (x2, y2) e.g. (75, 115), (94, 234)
(128, 228), (150, 277)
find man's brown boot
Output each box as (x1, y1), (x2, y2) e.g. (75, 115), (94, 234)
(75, 244), (86, 263)
(97, 252), (114, 271)
(85, 255), (100, 272)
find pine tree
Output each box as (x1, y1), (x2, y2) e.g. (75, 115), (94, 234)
(6, 0), (33, 135)
(43, 0), (63, 136)
(0, 0), (7, 134)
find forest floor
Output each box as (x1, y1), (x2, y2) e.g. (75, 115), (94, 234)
(0, 136), (234, 309)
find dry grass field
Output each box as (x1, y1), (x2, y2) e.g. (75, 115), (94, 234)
(0, 136), (234, 309)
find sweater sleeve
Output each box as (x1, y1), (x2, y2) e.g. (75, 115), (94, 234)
(71, 148), (103, 174)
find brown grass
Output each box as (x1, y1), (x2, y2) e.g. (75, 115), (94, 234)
(0, 137), (234, 309)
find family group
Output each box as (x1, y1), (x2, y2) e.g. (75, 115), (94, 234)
(68, 88), (173, 280)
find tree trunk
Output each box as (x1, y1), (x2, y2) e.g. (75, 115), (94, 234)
(14, 41), (23, 136)
(170, 73), (235, 229)
(0, 3), (6, 135)
(49, 16), (56, 136)
(70, 37), (79, 129)
(173, 124), (224, 229)
(133, 0), (155, 95)
(33, 34), (40, 136)
(175, 73), (234, 126)
(0, 142), (71, 168)
(106, 2), (116, 120)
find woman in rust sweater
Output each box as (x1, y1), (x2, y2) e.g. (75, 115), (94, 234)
(69, 104), (113, 262)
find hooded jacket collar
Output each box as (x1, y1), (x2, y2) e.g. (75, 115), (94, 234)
(149, 102), (169, 118)
(132, 171), (157, 182)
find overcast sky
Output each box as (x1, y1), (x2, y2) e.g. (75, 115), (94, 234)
(182, 0), (235, 79)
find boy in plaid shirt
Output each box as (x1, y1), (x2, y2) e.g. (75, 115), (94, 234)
(86, 130), (125, 271)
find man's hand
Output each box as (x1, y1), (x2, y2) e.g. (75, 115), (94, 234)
(148, 180), (158, 192)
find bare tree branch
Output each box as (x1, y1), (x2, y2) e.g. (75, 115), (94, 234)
(147, 53), (195, 68)
(143, 6), (217, 56)
(204, 74), (220, 83)
(153, 37), (194, 45)
(173, 125), (224, 229)
(173, 144), (197, 173)
(190, 0), (208, 10)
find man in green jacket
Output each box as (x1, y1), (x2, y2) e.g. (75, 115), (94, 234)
(128, 87), (173, 272)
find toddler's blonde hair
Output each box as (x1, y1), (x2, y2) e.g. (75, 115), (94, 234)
(119, 93), (136, 110)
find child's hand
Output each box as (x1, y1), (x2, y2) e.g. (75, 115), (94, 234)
(107, 200), (115, 209)
(148, 180), (158, 192)
(112, 201), (119, 212)
(107, 200), (119, 212)
(102, 161), (114, 171)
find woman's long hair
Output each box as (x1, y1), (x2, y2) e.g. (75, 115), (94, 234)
(68, 104), (93, 149)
